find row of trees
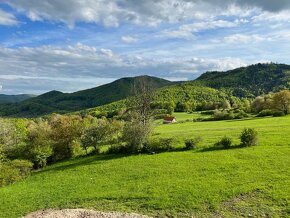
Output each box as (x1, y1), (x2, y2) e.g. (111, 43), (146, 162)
(0, 79), (155, 171)
(251, 90), (290, 115)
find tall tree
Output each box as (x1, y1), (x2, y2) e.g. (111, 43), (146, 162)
(273, 90), (290, 114)
(123, 77), (155, 152)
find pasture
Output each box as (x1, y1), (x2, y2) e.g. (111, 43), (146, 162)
(0, 115), (289, 217)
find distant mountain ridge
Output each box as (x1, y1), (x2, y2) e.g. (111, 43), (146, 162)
(0, 75), (174, 116)
(0, 94), (36, 104)
(0, 63), (290, 117)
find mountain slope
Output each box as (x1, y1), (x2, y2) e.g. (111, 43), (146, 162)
(0, 94), (35, 104)
(0, 76), (174, 116)
(196, 63), (290, 97)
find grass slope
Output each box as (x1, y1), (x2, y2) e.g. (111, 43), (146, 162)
(0, 116), (289, 217)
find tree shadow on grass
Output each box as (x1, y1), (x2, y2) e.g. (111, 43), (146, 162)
(34, 154), (129, 175)
(199, 145), (245, 152)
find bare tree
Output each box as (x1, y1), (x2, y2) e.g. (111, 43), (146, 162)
(123, 77), (155, 152)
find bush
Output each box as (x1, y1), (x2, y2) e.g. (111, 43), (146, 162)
(10, 159), (33, 177)
(0, 164), (20, 187)
(107, 144), (129, 154)
(214, 136), (232, 149)
(256, 109), (273, 117)
(235, 110), (249, 119)
(213, 110), (234, 120)
(272, 110), (285, 117)
(184, 136), (202, 150)
(143, 138), (174, 153)
(0, 159), (32, 187)
(240, 128), (258, 147)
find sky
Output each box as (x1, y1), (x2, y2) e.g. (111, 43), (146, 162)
(0, 0), (290, 94)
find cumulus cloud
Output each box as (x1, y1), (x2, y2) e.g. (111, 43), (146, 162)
(0, 44), (249, 94)
(0, 8), (18, 25)
(3, 0), (289, 28)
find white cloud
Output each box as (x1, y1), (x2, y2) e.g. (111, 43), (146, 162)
(252, 10), (290, 23)
(0, 44), (251, 94)
(158, 19), (240, 39)
(121, 36), (138, 43)
(0, 8), (18, 26)
(3, 0), (285, 28)
(223, 34), (271, 44)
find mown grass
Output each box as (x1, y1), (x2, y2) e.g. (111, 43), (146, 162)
(0, 115), (289, 217)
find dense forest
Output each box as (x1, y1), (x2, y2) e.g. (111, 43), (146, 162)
(0, 63), (290, 117)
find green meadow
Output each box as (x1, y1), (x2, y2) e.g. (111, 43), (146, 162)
(0, 115), (289, 217)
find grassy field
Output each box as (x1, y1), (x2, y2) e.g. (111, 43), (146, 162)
(0, 115), (289, 217)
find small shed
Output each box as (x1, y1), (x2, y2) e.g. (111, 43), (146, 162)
(163, 116), (177, 124)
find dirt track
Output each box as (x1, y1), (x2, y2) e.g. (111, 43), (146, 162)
(23, 209), (152, 218)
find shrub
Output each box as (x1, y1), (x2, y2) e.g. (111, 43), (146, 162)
(144, 138), (174, 153)
(235, 110), (249, 119)
(213, 110), (234, 120)
(0, 164), (21, 187)
(184, 136), (202, 150)
(272, 110), (285, 117)
(0, 159), (32, 187)
(10, 159), (33, 177)
(256, 109), (273, 117)
(107, 144), (129, 154)
(240, 128), (258, 147)
(214, 136), (232, 149)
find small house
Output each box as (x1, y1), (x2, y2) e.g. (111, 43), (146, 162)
(163, 116), (177, 124)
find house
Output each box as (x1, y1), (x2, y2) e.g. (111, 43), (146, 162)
(163, 116), (177, 124)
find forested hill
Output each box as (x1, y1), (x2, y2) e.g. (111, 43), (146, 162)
(196, 63), (290, 97)
(0, 76), (173, 117)
(1, 63), (290, 117)
(0, 94), (35, 104)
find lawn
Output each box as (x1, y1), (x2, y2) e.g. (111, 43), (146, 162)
(0, 115), (289, 217)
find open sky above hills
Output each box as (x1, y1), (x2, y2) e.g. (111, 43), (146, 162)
(0, 0), (290, 94)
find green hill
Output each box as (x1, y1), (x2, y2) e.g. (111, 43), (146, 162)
(1, 63), (290, 117)
(0, 76), (173, 117)
(0, 94), (35, 104)
(196, 63), (290, 97)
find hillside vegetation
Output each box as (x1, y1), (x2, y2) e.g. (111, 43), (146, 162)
(1, 63), (290, 117)
(196, 63), (290, 97)
(0, 115), (289, 218)
(0, 76), (173, 117)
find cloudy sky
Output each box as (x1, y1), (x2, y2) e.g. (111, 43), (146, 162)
(0, 0), (290, 94)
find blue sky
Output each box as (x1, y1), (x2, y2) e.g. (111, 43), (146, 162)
(0, 0), (290, 94)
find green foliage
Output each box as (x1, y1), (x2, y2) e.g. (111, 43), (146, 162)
(196, 63), (290, 97)
(25, 120), (53, 168)
(0, 76), (173, 117)
(256, 109), (273, 117)
(122, 117), (153, 153)
(240, 128), (258, 147)
(214, 136), (232, 149)
(81, 119), (123, 153)
(272, 89), (290, 114)
(50, 115), (84, 160)
(143, 138), (174, 153)
(0, 159), (32, 187)
(184, 136), (202, 150)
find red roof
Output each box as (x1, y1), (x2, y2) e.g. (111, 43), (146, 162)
(164, 116), (176, 121)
